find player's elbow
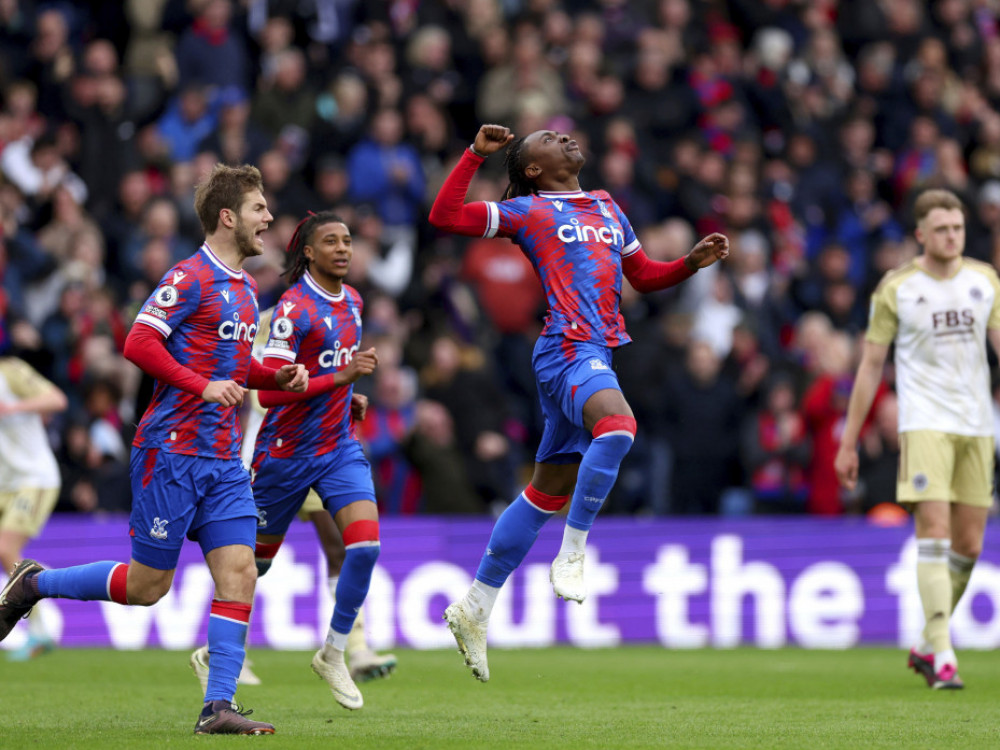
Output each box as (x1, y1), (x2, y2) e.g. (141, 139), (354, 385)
(123, 327), (151, 366)
(48, 388), (68, 413)
(428, 201), (453, 230)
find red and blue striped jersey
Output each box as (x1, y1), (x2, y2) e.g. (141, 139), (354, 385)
(483, 189), (641, 347)
(133, 244), (260, 458)
(255, 271), (363, 458)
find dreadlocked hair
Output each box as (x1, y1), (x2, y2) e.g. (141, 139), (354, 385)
(502, 137), (536, 200)
(283, 209), (347, 284)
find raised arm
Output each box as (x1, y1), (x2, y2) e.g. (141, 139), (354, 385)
(429, 124), (514, 236)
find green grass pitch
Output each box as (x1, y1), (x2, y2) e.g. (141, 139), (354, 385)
(2, 646), (998, 748)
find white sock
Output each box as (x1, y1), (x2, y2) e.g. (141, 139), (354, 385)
(935, 648), (956, 669)
(327, 576), (339, 602)
(321, 628), (348, 660)
(558, 526), (588, 556)
(463, 579), (500, 622)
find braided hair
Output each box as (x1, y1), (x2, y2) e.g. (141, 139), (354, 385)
(502, 137), (537, 200)
(283, 210), (347, 284)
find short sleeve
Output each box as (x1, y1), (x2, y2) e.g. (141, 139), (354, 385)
(485, 196), (531, 239)
(262, 299), (310, 362)
(0, 358), (56, 399)
(612, 199), (641, 257)
(866, 282), (898, 345)
(135, 265), (202, 338)
(987, 269), (1000, 330)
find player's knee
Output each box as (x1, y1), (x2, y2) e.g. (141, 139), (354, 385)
(343, 519), (380, 567)
(592, 415), (637, 461)
(128, 581), (171, 607)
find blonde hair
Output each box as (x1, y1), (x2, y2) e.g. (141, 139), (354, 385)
(913, 189), (963, 223)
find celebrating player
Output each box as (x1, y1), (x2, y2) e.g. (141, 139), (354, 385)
(0, 164), (308, 735)
(429, 123), (729, 681)
(191, 296), (395, 696)
(239, 210), (381, 710)
(835, 189), (1000, 690)
(0, 357), (67, 661)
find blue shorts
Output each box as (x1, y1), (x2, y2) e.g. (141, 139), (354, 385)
(532, 335), (622, 464)
(252, 440), (376, 537)
(129, 448), (257, 571)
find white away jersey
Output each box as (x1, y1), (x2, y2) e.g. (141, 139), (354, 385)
(0, 358), (60, 490)
(867, 258), (1000, 436)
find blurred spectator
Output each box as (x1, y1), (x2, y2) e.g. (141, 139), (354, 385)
(312, 71), (369, 159)
(257, 149), (316, 220)
(664, 340), (744, 515)
(346, 108), (425, 228)
(801, 330), (886, 515)
(1, 129), (87, 209)
(250, 47), (316, 146)
(173, 0), (250, 96)
(741, 373), (811, 514)
(120, 196), (197, 283)
(25, 8), (75, 120)
(476, 26), (567, 125)
(403, 399), (483, 514)
(155, 83), (217, 162)
(356, 363), (422, 515)
(199, 88), (271, 166)
(832, 169), (904, 286)
(419, 335), (514, 509)
(857, 390), (900, 514)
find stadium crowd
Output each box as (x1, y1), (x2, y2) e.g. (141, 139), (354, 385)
(1, 0), (999, 519)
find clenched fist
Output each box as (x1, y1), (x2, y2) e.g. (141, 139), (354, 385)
(472, 124), (515, 156)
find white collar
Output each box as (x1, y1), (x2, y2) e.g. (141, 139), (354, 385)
(538, 190), (587, 199)
(304, 270), (345, 302)
(200, 244), (243, 279)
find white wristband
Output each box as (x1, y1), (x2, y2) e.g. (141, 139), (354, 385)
(469, 144), (486, 158)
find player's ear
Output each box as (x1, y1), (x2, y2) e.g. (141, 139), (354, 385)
(219, 207), (235, 229)
(303, 244), (314, 261)
(525, 163), (541, 179)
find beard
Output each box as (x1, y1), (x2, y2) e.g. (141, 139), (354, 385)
(234, 216), (262, 258)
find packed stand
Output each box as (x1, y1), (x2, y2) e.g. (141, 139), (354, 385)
(1, 0), (999, 518)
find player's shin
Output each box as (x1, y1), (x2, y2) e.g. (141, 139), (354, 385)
(205, 599), (252, 702)
(917, 539), (954, 658)
(948, 550), (976, 612)
(35, 561), (129, 603)
(324, 520), (379, 656)
(468, 487), (566, 619)
(561, 416), (636, 550)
